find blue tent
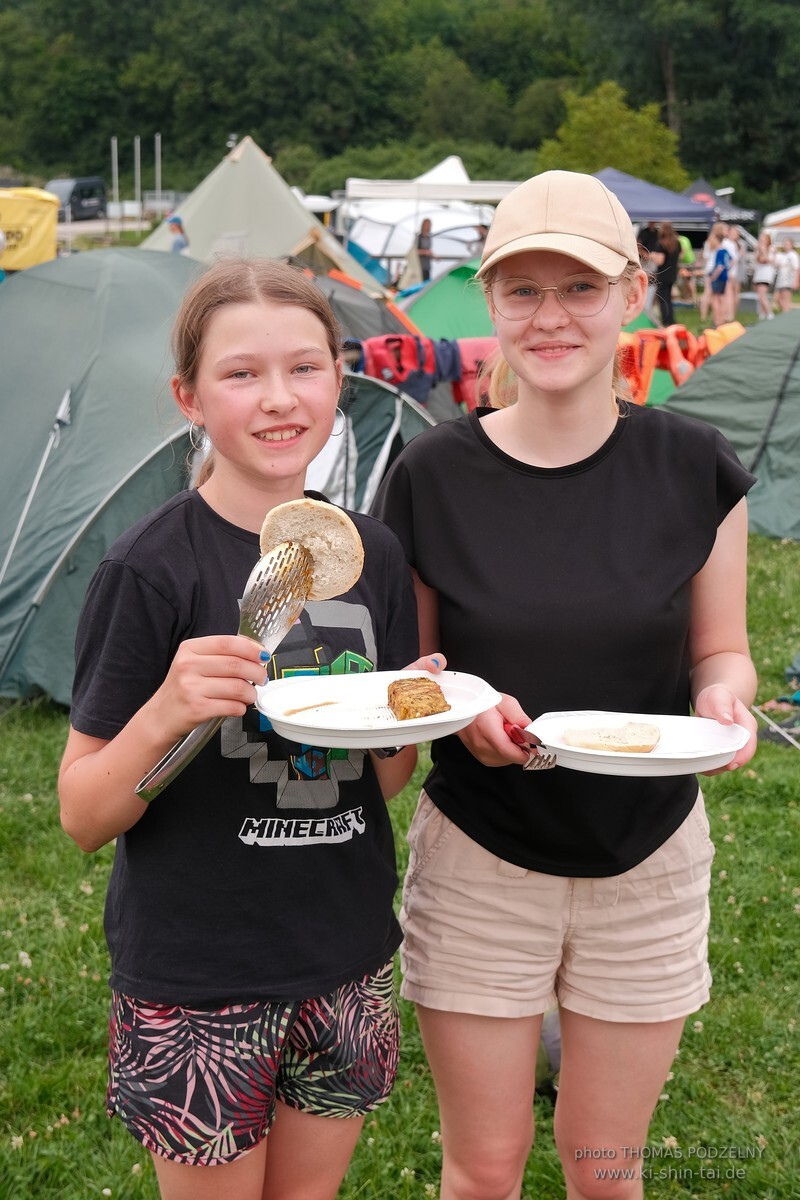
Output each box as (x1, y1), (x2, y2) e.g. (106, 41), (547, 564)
(593, 168), (714, 229)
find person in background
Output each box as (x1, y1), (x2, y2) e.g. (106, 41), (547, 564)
(167, 214), (189, 254)
(471, 224), (489, 256)
(773, 237), (799, 313)
(416, 217), (435, 282)
(374, 169), (758, 1200)
(709, 232), (733, 328)
(58, 257), (443, 1200)
(636, 220), (660, 316)
(677, 232), (698, 304)
(651, 221), (681, 326)
(721, 223), (740, 321)
(752, 232), (777, 320)
(699, 222), (726, 324)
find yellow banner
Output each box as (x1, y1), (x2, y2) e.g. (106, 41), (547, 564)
(0, 187), (59, 270)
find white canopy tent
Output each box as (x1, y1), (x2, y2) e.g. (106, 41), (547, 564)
(762, 202), (800, 243)
(336, 157), (519, 284)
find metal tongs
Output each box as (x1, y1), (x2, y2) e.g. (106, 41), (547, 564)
(503, 721), (557, 770)
(135, 541), (314, 802)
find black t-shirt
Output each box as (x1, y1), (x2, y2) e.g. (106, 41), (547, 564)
(655, 240), (681, 287)
(373, 404), (755, 877)
(70, 490), (418, 1005)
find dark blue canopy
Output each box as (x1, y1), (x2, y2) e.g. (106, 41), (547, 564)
(593, 168), (714, 228)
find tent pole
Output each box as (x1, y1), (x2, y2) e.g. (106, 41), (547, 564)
(0, 389), (71, 590)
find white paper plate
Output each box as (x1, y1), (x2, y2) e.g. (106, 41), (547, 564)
(255, 670), (502, 748)
(527, 710), (750, 776)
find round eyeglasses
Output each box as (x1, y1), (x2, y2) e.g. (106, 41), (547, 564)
(489, 272), (621, 320)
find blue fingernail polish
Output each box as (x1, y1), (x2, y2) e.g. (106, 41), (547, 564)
(432, 656), (441, 667)
(260, 650), (271, 662)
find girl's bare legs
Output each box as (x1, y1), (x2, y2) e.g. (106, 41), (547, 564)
(554, 1010), (684, 1200)
(416, 1005), (684, 1200)
(699, 277), (712, 322)
(151, 1141), (268, 1200)
(149, 1103), (364, 1200)
(261, 1103), (364, 1200)
(416, 1006), (542, 1200)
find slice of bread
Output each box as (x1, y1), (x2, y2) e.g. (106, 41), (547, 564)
(259, 498), (364, 601)
(388, 677), (451, 721)
(562, 721), (661, 754)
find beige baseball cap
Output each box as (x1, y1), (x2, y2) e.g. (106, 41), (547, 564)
(477, 170), (639, 279)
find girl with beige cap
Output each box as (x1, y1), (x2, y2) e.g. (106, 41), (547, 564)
(374, 170), (758, 1199)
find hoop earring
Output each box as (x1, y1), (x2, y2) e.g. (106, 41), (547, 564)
(189, 420), (206, 451)
(331, 407), (346, 437)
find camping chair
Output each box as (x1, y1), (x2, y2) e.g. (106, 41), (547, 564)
(634, 324), (698, 386)
(694, 321), (746, 366)
(616, 331), (660, 405)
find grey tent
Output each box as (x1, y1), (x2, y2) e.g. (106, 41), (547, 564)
(141, 136), (383, 291)
(661, 314), (800, 541)
(0, 248), (203, 704)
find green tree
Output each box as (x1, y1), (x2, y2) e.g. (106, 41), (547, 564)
(557, 0), (800, 205)
(511, 77), (571, 149)
(536, 80), (689, 190)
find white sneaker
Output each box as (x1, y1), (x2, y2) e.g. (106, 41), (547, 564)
(768, 311), (775, 319)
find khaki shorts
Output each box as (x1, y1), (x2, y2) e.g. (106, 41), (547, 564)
(400, 790), (714, 1023)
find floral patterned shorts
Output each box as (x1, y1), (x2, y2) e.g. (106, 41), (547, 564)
(106, 960), (398, 1165)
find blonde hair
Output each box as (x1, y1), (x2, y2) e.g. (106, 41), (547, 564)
(173, 258), (342, 483)
(477, 260), (643, 411)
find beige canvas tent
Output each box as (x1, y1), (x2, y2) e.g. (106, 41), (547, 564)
(141, 136), (383, 290)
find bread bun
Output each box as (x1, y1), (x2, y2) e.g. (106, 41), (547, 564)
(259, 498), (364, 601)
(562, 721), (661, 754)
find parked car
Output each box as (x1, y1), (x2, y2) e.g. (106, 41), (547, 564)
(44, 176), (107, 222)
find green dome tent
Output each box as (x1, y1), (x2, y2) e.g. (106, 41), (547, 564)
(400, 258), (494, 340)
(307, 374), (435, 511)
(661, 314), (800, 540)
(0, 248), (204, 704)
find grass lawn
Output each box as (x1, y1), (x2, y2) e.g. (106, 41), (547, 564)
(1, 534), (798, 1198)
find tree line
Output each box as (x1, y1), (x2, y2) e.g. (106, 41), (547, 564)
(1, 0), (799, 214)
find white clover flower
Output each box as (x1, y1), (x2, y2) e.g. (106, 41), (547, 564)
(431, 1130), (442, 1142)
(693, 1020), (704, 1032)
(11, 1134), (23, 1150)
(18, 951), (32, 969)
(662, 1135), (679, 1149)
(79, 881), (94, 895)
(131, 1164), (141, 1175)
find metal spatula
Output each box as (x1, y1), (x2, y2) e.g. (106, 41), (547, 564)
(135, 541), (314, 802)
